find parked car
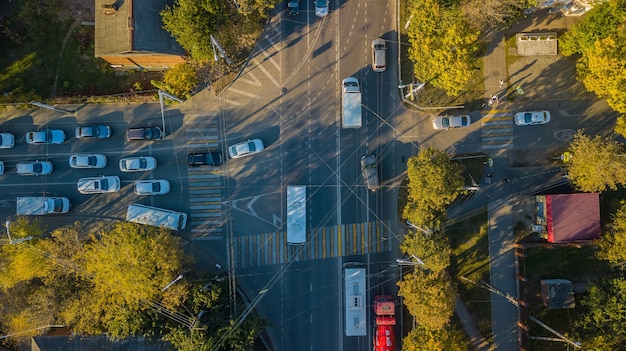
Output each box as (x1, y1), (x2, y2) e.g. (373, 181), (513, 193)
(75, 125), (112, 139)
(371, 38), (387, 72)
(432, 115), (471, 130)
(69, 154), (107, 169)
(25, 130), (66, 144)
(126, 127), (162, 141)
(119, 156), (157, 172)
(188, 151), (223, 167)
(514, 110), (551, 126)
(77, 176), (120, 194)
(0, 161), (4, 175)
(228, 139), (265, 159)
(360, 155), (380, 191)
(315, 0), (328, 16)
(17, 160), (53, 175)
(134, 180), (170, 195)
(288, 0), (300, 15)
(0, 133), (15, 148)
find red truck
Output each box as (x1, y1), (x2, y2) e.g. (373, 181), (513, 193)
(373, 295), (396, 351)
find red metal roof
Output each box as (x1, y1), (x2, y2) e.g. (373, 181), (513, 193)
(546, 193), (601, 243)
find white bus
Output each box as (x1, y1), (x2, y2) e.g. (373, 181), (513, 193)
(126, 203), (188, 231)
(344, 266), (367, 336)
(286, 186), (306, 245)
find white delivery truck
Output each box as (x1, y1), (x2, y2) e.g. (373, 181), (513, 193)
(16, 197), (70, 215)
(342, 77), (362, 128)
(126, 203), (188, 231)
(286, 186), (306, 245)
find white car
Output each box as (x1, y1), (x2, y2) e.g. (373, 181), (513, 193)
(432, 115), (471, 130)
(69, 154), (107, 169)
(16, 161), (53, 175)
(0, 133), (15, 148)
(228, 139), (265, 159)
(119, 156), (157, 172)
(77, 176), (120, 194)
(25, 130), (66, 144)
(371, 38), (387, 72)
(515, 110), (551, 126)
(315, 0), (328, 17)
(134, 180), (170, 195)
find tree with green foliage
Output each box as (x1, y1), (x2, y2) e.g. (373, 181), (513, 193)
(406, 0), (480, 96)
(402, 147), (465, 230)
(597, 201), (626, 265)
(400, 231), (451, 275)
(62, 222), (188, 337)
(161, 0), (228, 62)
(577, 277), (626, 350)
(237, 0), (278, 18)
(397, 269), (456, 329)
(559, 0), (626, 137)
(0, 220), (191, 341)
(151, 62), (198, 99)
(0, 217), (48, 290)
(402, 325), (468, 351)
(566, 130), (626, 192)
(164, 281), (266, 351)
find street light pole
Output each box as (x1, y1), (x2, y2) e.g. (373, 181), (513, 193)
(4, 220), (33, 245)
(162, 273), (184, 292)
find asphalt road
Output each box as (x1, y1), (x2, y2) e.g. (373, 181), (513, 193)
(0, 103), (194, 231)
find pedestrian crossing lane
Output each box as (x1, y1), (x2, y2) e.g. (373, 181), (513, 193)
(482, 110), (514, 150)
(186, 119), (224, 239)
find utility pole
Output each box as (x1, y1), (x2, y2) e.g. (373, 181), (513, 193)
(158, 90), (183, 139)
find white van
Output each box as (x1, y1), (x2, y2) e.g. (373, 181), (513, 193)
(126, 203), (188, 231)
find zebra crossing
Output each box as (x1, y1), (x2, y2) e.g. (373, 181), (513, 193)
(482, 110), (514, 150)
(186, 118), (224, 240)
(234, 221), (391, 268)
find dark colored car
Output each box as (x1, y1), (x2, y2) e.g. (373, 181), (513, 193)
(288, 0), (299, 15)
(126, 127), (162, 141)
(188, 151), (223, 167)
(75, 125), (112, 139)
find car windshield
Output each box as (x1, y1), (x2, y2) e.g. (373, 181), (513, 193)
(138, 159), (147, 168)
(441, 117), (450, 128)
(524, 113), (533, 123)
(87, 156), (97, 166)
(152, 182), (161, 192)
(316, 0), (325, 6)
(100, 179), (108, 190)
(32, 163), (42, 173)
(247, 142), (256, 152)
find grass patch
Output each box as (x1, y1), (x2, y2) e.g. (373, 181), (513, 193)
(448, 210), (492, 341)
(523, 246), (612, 351)
(452, 153), (487, 187)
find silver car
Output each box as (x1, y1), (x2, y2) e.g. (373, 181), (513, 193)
(228, 139), (265, 159)
(119, 156), (157, 172)
(432, 115), (471, 130)
(17, 160), (53, 175)
(25, 130), (66, 144)
(315, 0), (328, 17)
(371, 38), (387, 72)
(514, 110), (551, 126)
(69, 154), (107, 169)
(134, 180), (170, 195)
(0, 133), (15, 148)
(77, 176), (121, 194)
